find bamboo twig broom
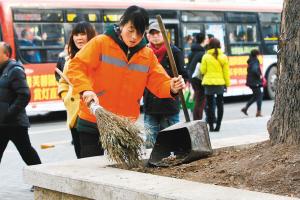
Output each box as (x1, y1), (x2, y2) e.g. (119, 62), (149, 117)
(55, 67), (144, 168)
(89, 101), (144, 168)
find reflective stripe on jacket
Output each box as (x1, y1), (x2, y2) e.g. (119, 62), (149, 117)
(67, 35), (172, 123)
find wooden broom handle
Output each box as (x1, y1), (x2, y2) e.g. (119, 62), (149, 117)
(156, 15), (191, 122)
(55, 67), (73, 87)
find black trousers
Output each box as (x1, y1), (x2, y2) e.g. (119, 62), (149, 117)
(70, 128), (81, 159)
(78, 131), (104, 158)
(0, 126), (41, 165)
(191, 78), (206, 120)
(206, 94), (224, 126)
(245, 87), (263, 111)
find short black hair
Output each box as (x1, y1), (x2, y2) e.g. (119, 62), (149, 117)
(21, 29), (29, 38)
(250, 49), (260, 57)
(195, 33), (205, 44)
(207, 34), (214, 39)
(119, 5), (149, 35)
(1, 42), (12, 58)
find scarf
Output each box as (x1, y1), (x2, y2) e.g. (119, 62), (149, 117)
(149, 43), (167, 63)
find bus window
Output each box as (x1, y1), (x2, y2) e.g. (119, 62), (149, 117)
(227, 24), (259, 55)
(182, 23), (204, 58)
(205, 24), (226, 53)
(65, 10), (103, 35)
(13, 9), (63, 22)
(13, 9), (65, 63)
(227, 24), (258, 43)
(259, 13), (280, 54)
(148, 10), (178, 19)
(103, 10), (123, 23)
(14, 23), (64, 63)
(66, 10), (101, 23)
(227, 13), (257, 23)
(181, 11), (224, 22)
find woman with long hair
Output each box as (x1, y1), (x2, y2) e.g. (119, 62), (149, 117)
(57, 21), (96, 158)
(200, 38), (230, 132)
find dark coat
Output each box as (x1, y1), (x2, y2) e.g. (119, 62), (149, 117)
(246, 57), (262, 88)
(143, 45), (187, 115)
(55, 56), (66, 82)
(187, 43), (205, 80)
(0, 60), (30, 127)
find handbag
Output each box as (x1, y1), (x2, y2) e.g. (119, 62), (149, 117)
(262, 77), (267, 88)
(182, 86), (195, 110)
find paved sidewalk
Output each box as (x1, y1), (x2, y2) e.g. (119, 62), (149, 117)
(0, 114), (272, 200)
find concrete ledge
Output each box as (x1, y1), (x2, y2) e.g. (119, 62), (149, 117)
(24, 143), (299, 200)
(34, 187), (91, 200)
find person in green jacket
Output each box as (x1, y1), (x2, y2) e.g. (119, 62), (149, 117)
(200, 38), (230, 132)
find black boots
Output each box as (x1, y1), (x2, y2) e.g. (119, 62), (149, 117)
(241, 107), (262, 117)
(214, 123), (221, 132)
(241, 107), (248, 116)
(209, 123), (214, 132)
(208, 123), (221, 132)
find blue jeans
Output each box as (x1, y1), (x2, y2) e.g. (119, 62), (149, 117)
(144, 113), (180, 148)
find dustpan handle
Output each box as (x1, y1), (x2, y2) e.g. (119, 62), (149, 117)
(156, 15), (191, 122)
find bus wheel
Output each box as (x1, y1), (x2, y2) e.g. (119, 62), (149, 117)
(266, 65), (277, 100)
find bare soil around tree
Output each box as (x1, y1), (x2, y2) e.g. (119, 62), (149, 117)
(129, 141), (300, 198)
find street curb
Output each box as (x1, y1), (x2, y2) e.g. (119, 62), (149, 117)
(213, 139), (268, 153)
(23, 138), (299, 200)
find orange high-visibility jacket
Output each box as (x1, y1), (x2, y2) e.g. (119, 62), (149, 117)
(67, 35), (172, 123)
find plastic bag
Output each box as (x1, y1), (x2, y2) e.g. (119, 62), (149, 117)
(182, 86), (195, 110)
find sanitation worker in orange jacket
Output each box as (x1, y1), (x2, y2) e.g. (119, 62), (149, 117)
(67, 6), (186, 158)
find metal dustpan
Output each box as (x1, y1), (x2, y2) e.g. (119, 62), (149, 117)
(148, 120), (212, 167)
(148, 16), (213, 167)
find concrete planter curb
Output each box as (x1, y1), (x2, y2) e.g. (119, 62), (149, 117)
(23, 136), (299, 200)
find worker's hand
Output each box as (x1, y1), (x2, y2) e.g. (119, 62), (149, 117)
(170, 75), (185, 94)
(82, 90), (99, 106)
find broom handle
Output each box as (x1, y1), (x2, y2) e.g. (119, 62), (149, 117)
(156, 15), (191, 122)
(55, 67), (73, 87)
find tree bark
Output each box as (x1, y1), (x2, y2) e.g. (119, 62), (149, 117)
(267, 0), (300, 145)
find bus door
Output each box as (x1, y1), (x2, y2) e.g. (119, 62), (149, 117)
(163, 20), (180, 47)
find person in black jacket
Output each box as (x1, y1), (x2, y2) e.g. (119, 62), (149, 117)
(241, 49), (263, 117)
(144, 22), (187, 148)
(55, 44), (68, 82)
(187, 33), (208, 120)
(0, 42), (41, 166)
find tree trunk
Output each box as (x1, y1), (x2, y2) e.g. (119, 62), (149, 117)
(267, 0), (300, 145)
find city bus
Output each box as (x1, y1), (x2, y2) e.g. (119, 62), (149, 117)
(0, 0), (282, 115)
